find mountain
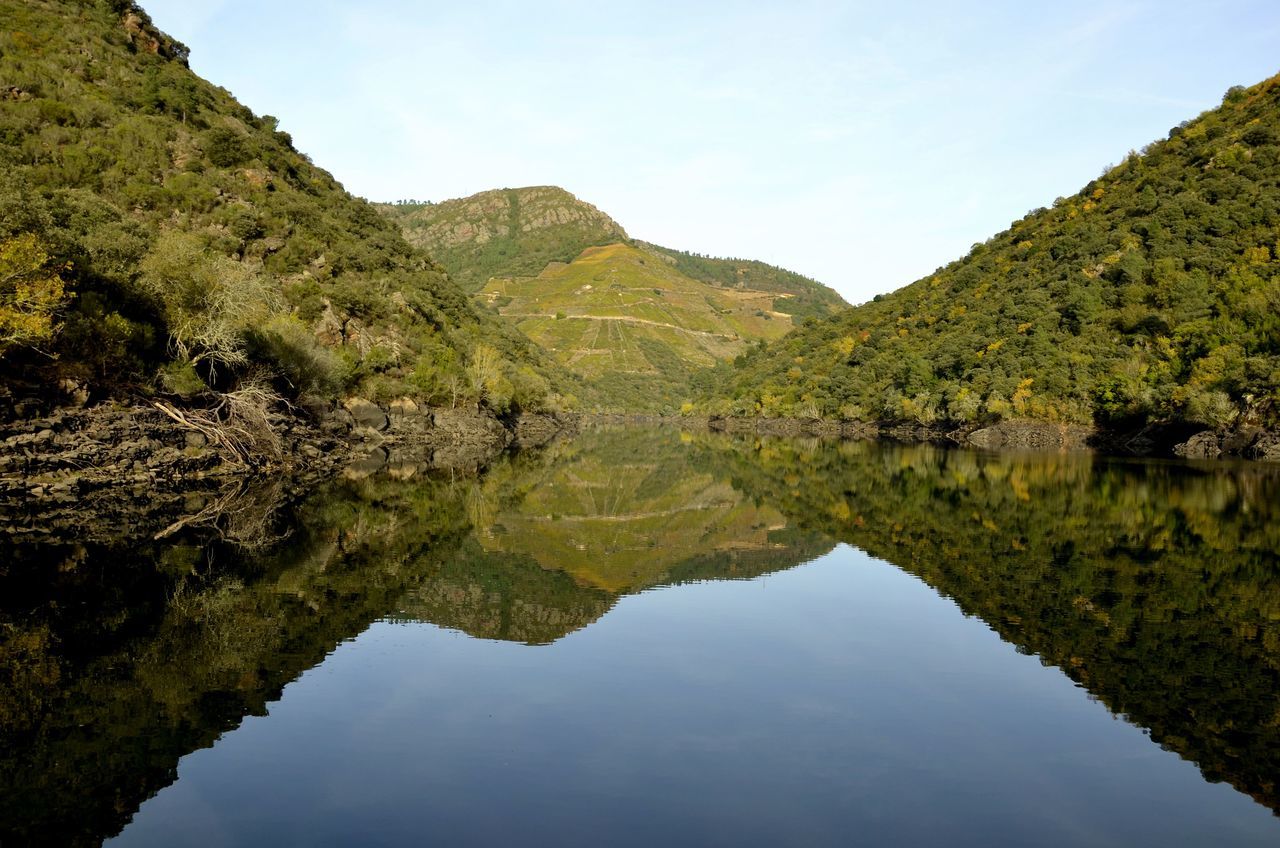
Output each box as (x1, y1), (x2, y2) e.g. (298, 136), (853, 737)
(701, 75), (1280, 433)
(377, 186), (629, 292)
(377, 186), (846, 320)
(380, 186), (848, 410)
(0, 1), (577, 416)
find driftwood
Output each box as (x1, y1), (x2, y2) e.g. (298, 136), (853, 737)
(152, 384), (282, 464)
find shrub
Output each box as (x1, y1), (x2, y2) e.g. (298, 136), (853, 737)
(0, 233), (66, 355)
(246, 314), (343, 397)
(138, 230), (279, 375)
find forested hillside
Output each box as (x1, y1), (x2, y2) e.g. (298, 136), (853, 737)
(0, 1), (578, 418)
(703, 75), (1280, 431)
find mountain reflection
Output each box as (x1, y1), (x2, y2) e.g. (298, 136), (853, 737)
(1, 428), (1277, 846)
(690, 435), (1280, 814)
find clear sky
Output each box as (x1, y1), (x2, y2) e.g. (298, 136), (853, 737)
(144, 0), (1280, 304)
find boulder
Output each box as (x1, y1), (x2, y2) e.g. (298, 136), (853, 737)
(342, 397), (388, 431)
(1173, 431), (1221, 459)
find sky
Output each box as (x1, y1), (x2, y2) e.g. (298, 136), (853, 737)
(144, 0), (1280, 304)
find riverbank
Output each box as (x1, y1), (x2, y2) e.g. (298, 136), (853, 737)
(694, 415), (1280, 462)
(0, 395), (578, 525)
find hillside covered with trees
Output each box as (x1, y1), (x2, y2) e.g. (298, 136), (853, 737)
(701, 75), (1280, 435)
(0, 0), (580, 421)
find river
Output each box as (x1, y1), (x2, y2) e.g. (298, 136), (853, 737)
(2, 427), (1278, 846)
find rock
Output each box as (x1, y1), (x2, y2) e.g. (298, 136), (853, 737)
(1174, 431), (1222, 460)
(388, 397), (421, 419)
(342, 397), (388, 431)
(314, 300), (346, 346)
(58, 379), (90, 408)
(967, 421), (1090, 451)
(1248, 431), (1280, 462)
(1222, 427), (1261, 454)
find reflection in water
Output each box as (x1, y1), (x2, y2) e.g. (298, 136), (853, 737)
(0, 427), (1277, 845)
(695, 436), (1280, 814)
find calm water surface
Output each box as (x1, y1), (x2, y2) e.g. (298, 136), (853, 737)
(2, 428), (1278, 846)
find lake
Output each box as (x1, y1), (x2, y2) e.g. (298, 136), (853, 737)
(2, 427), (1278, 846)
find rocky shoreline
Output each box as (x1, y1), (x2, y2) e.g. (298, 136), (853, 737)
(698, 415), (1280, 462)
(0, 395), (578, 542)
(2, 400), (1276, 526)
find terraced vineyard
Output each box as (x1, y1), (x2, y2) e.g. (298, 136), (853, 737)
(478, 243), (794, 408)
(380, 187), (847, 411)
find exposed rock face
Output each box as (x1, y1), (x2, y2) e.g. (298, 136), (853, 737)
(1174, 426), (1280, 461)
(397, 186), (627, 252)
(0, 395), (577, 506)
(1174, 432), (1224, 460)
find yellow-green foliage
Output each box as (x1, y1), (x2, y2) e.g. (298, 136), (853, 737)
(480, 242), (794, 411)
(0, 233), (66, 354)
(138, 230), (278, 372)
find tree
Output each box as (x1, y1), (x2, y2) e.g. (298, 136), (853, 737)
(0, 233), (67, 355)
(138, 231), (278, 375)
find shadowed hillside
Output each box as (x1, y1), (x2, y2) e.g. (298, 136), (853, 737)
(0, 1), (575, 415)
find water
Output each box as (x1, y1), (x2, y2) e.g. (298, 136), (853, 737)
(2, 428), (1278, 846)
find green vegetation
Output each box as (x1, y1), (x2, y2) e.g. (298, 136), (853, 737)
(0, 1), (578, 414)
(637, 241), (846, 323)
(377, 186), (629, 292)
(380, 186), (848, 411)
(702, 76), (1280, 431)
(479, 242), (797, 411)
(696, 434), (1280, 812)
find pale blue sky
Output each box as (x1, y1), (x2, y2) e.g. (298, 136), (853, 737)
(146, 1), (1280, 303)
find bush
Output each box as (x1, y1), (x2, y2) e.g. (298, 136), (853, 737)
(138, 230), (278, 374)
(158, 357), (206, 397)
(246, 314), (343, 397)
(0, 233), (66, 355)
(204, 126), (249, 168)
